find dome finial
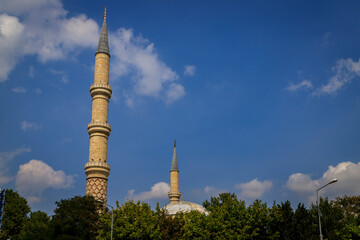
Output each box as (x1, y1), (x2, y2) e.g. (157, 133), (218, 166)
(174, 139), (176, 148)
(182, 193), (184, 201)
(104, 7), (107, 19)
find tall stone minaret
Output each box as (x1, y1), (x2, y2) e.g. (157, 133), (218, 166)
(85, 9), (112, 204)
(168, 140), (181, 203)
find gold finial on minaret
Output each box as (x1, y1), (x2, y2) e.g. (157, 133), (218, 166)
(104, 8), (107, 19)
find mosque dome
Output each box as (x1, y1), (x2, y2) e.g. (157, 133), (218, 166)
(163, 200), (209, 216)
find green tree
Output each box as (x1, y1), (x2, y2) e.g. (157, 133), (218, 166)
(277, 201), (294, 240)
(293, 203), (315, 240)
(310, 197), (344, 240)
(155, 203), (185, 239)
(334, 195), (360, 225)
(20, 211), (50, 240)
(202, 193), (248, 239)
(98, 200), (160, 240)
(183, 210), (209, 240)
(333, 195), (360, 240)
(0, 189), (30, 240)
(49, 195), (100, 240)
(244, 199), (272, 239)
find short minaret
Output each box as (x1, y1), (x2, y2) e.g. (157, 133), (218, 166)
(85, 9), (112, 205)
(168, 140), (181, 203)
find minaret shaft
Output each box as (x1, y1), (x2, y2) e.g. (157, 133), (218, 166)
(168, 140), (181, 203)
(85, 14), (111, 205)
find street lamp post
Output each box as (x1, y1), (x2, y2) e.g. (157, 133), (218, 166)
(316, 178), (338, 240)
(98, 200), (114, 240)
(105, 203), (114, 240)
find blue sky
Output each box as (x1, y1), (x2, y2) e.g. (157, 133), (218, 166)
(1, 0), (360, 214)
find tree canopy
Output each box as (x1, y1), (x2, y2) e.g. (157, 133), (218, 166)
(0, 189), (30, 240)
(1, 189), (360, 240)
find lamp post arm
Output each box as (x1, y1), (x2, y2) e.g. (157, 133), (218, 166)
(317, 182), (330, 192)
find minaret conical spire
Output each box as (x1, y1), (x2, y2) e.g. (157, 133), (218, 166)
(96, 8), (110, 56)
(170, 139), (178, 172)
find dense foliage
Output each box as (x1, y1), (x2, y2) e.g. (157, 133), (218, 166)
(0, 189), (30, 240)
(49, 195), (101, 240)
(0, 190), (360, 239)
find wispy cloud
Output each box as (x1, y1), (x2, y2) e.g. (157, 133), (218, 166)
(314, 58), (360, 96)
(29, 66), (34, 78)
(184, 65), (196, 76)
(323, 32), (331, 40)
(12, 86), (27, 93)
(34, 88), (42, 94)
(204, 186), (227, 197)
(235, 178), (273, 199)
(61, 138), (72, 144)
(286, 80), (313, 92)
(50, 69), (69, 84)
(20, 121), (42, 131)
(0, 146), (31, 184)
(16, 159), (74, 203)
(286, 161), (360, 203)
(127, 182), (170, 201)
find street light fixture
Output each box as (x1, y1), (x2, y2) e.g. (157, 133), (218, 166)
(316, 178), (338, 240)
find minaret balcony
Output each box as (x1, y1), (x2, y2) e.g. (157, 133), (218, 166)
(90, 83), (112, 99)
(168, 191), (181, 198)
(85, 161), (110, 169)
(88, 121), (111, 136)
(85, 161), (110, 179)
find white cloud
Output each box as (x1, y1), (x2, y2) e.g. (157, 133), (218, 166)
(0, 14), (25, 82)
(0, 146), (31, 184)
(286, 173), (318, 193)
(12, 87), (27, 93)
(166, 83), (185, 104)
(235, 178), (273, 199)
(0, 0), (63, 16)
(314, 58), (360, 96)
(204, 186), (227, 197)
(286, 161), (360, 203)
(127, 182), (170, 201)
(184, 65), (196, 76)
(0, 0), (98, 81)
(16, 159), (74, 203)
(286, 80), (313, 92)
(110, 28), (184, 104)
(0, 0), (185, 104)
(20, 121), (42, 131)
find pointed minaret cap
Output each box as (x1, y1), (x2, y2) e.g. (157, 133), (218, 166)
(96, 8), (110, 56)
(170, 139), (179, 172)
